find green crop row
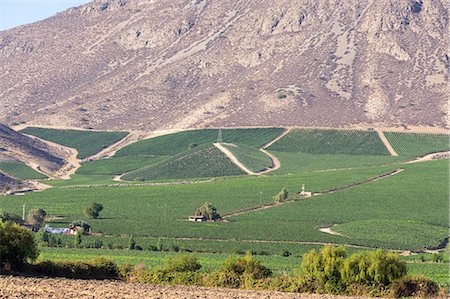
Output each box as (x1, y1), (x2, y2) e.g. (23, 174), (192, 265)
(268, 129), (390, 156)
(384, 132), (449, 157)
(0, 161), (47, 180)
(21, 127), (128, 159)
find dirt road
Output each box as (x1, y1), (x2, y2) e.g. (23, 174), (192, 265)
(375, 129), (398, 157)
(0, 276), (366, 299)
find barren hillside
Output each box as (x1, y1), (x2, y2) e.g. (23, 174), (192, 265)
(0, 0), (447, 131)
(0, 124), (66, 175)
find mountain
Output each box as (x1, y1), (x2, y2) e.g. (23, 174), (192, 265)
(0, 124), (66, 175)
(0, 0), (447, 131)
(0, 171), (22, 193)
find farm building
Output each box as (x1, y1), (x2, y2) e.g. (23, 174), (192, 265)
(44, 225), (76, 235)
(188, 215), (206, 222)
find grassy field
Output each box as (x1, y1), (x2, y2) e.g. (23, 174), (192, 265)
(384, 132), (449, 157)
(222, 143), (273, 172)
(121, 144), (245, 181)
(268, 129), (390, 156)
(116, 128), (284, 157)
(38, 247), (449, 286)
(21, 127), (128, 159)
(332, 219), (448, 249)
(77, 156), (168, 176)
(0, 166), (396, 238)
(0, 161), (47, 179)
(227, 160), (448, 250)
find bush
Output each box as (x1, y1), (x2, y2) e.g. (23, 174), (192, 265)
(35, 257), (119, 279)
(301, 245), (348, 294)
(83, 202), (103, 219)
(0, 221), (38, 271)
(204, 254), (272, 289)
(389, 275), (439, 298)
(194, 202), (221, 221)
(273, 187), (288, 202)
(130, 268), (203, 286)
(163, 255), (201, 273)
(27, 208), (46, 227)
(341, 249), (406, 291)
(128, 235), (136, 250)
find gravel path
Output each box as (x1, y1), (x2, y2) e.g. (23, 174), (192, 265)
(0, 276), (366, 299)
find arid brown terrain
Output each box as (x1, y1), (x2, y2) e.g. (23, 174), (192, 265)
(0, 276), (367, 299)
(0, 124), (67, 176)
(0, 0), (447, 131)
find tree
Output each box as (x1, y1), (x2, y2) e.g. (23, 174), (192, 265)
(27, 208), (47, 227)
(128, 235), (136, 250)
(194, 202), (221, 221)
(84, 202), (104, 219)
(273, 187), (288, 203)
(0, 221), (38, 270)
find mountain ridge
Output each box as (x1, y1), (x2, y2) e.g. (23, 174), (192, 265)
(0, 0), (447, 131)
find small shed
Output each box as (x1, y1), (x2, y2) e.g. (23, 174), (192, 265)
(188, 215), (206, 222)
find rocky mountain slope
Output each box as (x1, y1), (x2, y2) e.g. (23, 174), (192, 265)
(0, 171), (22, 193)
(0, 0), (447, 131)
(0, 124), (66, 175)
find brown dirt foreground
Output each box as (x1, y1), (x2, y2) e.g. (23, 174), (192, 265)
(0, 276), (368, 299)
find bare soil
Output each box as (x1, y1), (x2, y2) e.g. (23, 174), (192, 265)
(0, 276), (366, 299)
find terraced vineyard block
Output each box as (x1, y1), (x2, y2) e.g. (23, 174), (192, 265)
(267, 129), (390, 156)
(384, 132), (449, 157)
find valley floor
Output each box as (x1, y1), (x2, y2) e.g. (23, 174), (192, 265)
(0, 276), (366, 299)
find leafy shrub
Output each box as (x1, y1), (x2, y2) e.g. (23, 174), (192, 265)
(204, 254), (272, 288)
(163, 254), (201, 273)
(84, 202), (103, 219)
(273, 187), (288, 202)
(341, 249), (406, 291)
(389, 275), (439, 298)
(194, 202), (221, 221)
(27, 208), (46, 227)
(0, 221), (38, 271)
(35, 257), (118, 279)
(301, 245), (348, 294)
(130, 269), (203, 286)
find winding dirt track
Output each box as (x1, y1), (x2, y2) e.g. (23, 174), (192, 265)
(214, 142), (257, 175)
(222, 168), (404, 219)
(213, 128), (291, 176)
(0, 276), (366, 299)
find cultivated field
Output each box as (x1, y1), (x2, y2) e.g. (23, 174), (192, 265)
(0, 276), (362, 299)
(384, 132), (450, 157)
(121, 144), (245, 181)
(1, 127), (449, 293)
(0, 161), (47, 179)
(21, 127), (129, 159)
(221, 143), (273, 173)
(267, 129), (390, 156)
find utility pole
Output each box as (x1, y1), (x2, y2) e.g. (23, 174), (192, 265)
(22, 204), (26, 221)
